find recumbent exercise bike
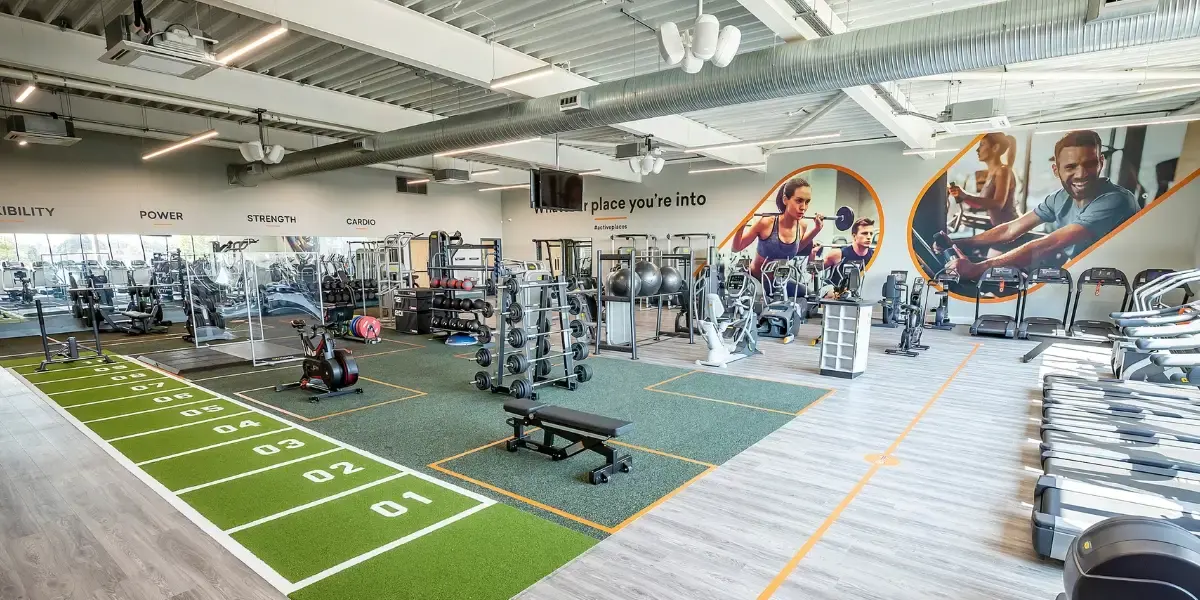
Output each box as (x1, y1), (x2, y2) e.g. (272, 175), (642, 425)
(275, 319), (363, 401)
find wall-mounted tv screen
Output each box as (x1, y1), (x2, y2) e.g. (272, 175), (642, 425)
(529, 168), (584, 212)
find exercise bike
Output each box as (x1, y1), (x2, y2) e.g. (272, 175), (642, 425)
(757, 257), (808, 343)
(275, 320), (363, 402)
(697, 270), (761, 368)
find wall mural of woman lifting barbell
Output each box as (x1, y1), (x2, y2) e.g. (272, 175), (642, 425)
(721, 164), (884, 299)
(908, 124), (1193, 301)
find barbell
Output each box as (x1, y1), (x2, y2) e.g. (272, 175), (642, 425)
(505, 342), (590, 374)
(509, 364), (593, 399)
(747, 205), (857, 232)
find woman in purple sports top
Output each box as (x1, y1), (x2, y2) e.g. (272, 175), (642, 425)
(731, 177), (824, 280)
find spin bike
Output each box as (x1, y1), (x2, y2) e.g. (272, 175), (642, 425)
(275, 320), (363, 401)
(758, 257), (808, 343)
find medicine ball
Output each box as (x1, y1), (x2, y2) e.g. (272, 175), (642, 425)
(658, 266), (683, 296)
(634, 260), (661, 296)
(606, 267), (641, 298)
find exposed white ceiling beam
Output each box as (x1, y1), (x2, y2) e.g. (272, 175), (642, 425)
(733, 0), (937, 150)
(0, 14), (638, 182)
(198, 0), (765, 169)
(1, 81), (518, 181)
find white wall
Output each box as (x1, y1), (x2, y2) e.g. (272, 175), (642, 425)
(501, 140), (1200, 323)
(0, 132), (503, 242)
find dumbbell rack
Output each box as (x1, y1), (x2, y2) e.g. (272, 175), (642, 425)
(474, 277), (590, 400)
(429, 291), (494, 344)
(425, 232), (501, 342)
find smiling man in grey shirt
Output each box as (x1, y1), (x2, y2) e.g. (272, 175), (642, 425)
(944, 130), (1139, 280)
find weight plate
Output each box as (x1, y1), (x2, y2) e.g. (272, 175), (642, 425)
(539, 338), (551, 356)
(506, 303), (523, 325)
(569, 319), (586, 339)
(475, 347), (492, 367)
(568, 294), (584, 316)
(535, 360), (551, 379)
(481, 303), (494, 318)
(508, 328), (526, 348)
(473, 371), (491, 391)
(476, 327), (492, 344)
(509, 378), (531, 399)
(574, 363), (593, 383)
(506, 353), (529, 375)
(572, 342), (589, 361)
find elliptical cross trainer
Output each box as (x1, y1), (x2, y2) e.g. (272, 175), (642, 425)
(275, 320), (363, 401)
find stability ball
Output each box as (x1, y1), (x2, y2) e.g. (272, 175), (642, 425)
(634, 260), (662, 296)
(607, 268), (641, 298)
(658, 266), (683, 296)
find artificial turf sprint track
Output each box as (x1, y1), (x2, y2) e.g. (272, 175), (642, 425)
(5, 354), (596, 599)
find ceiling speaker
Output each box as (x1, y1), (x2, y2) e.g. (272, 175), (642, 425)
(657, 21), (684, 65)
(691, 15), (720, 61)
(711, 25), (741, 68)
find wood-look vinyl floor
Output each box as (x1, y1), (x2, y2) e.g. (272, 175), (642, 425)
(0, 368), (285, 600)
(519, 315), (1070, 600)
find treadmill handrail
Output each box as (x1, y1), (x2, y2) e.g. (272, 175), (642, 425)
(1112, 300), (1200, 319)
(1114, 312), (1196, 328)
(1136, 336), (1200, 350)
(1152, 354), (1200, 367)
(1131, 269), (1200, 312)
(1126, 320), (1200, 338)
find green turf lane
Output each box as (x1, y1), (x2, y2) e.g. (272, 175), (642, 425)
(67, 388), (219, 422)
(111, 411), (280, 462)
(231, 475), (481, 582)
(86, 398), (245, 440)
(51, 377), (190, 407)
(143, 430), (335, 492)
(180, 448), (402, 529)
(32, 368), (164, 395)
(288, 503), (596, 600)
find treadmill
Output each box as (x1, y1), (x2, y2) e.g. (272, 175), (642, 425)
(1125, 268), (1194, 312)
(1017, 267), (1072, 339)
(1069, 267), (1131, 338)
(970, 266), (1025, 338)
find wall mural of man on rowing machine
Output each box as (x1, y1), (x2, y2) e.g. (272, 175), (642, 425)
(723, 165), (883, 300)
(909, 123), (1191, 300)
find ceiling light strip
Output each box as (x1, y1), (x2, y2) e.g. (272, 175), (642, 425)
(479, 184), (531, 192)
(434, 138), (542, 158)
(1032, 114), (1200, 135)
(469, 169), (500, 177)
(142, 130), (220, 160)
(685, 132), (841, 153)
(577, 169), (603, 175)
(689, 163), (766, 174)
(489, 65), (556, 90)
(14, 83), (35, 103)
(218, 23), (289, 65)
(406, 178), (431, 185)
(900, 147), (965, 156)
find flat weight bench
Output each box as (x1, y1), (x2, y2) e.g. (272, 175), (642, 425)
(503, 398), (634, 484)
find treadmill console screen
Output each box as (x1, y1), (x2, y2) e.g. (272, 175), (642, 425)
(985, 267), (1023, 281)
(1089, 268), (1121, 282)
(1142, 269), (1172, 282)
(1034, 267), (1066, 281)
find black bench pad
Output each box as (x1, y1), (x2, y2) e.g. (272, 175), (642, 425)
(504, 398), (633, 437)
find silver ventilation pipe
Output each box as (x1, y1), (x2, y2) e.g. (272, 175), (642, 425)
(231, 0), (1200, 186)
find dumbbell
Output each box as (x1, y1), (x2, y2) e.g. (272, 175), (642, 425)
(507, 363), (593, 399)
(506, 342), (590, 374)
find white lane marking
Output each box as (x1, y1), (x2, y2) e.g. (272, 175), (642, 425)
(104, 410), (252, 441)
(136, 428), (293, 466)
(224, 473), (407, 534)
(61, 387), (212, 409)
(190, 365), (294, 382)
(20, 362), (127, 375)
(47, 375), (171, 396)
(27, 367), (150, 383)
(286, 502), (492, 592)
(82, 398), (217, 423)
(173, 448), (344, 495)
